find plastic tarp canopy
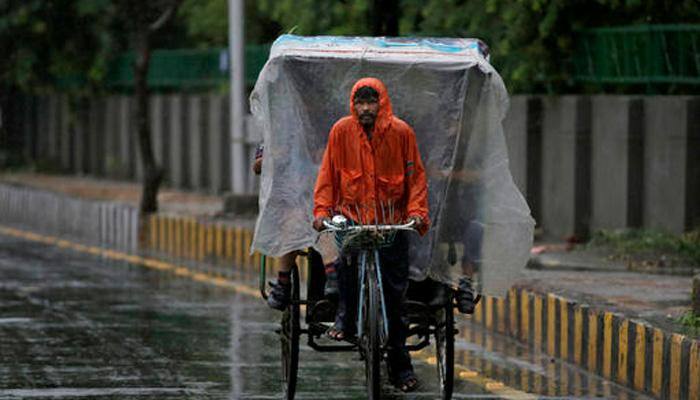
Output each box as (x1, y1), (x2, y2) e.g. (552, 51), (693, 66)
(250, 35), (534, 296)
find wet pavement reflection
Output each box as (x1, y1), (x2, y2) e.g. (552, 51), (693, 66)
(0, 232), (651, 399)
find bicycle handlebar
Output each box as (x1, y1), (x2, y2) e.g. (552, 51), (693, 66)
(322, 219), (416, 232)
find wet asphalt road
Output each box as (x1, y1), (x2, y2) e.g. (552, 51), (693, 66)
(0, 230), (651, 399)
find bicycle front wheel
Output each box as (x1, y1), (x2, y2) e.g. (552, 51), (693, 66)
(280, 264), (300, 400)
(435, 289), (455, 400)
(363, 261), (382, 399)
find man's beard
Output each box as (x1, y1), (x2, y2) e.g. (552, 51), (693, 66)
(360, 113), (376, 125)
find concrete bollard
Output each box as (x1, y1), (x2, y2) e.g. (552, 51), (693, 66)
(503, 95), (528, 195)
(73, 101), (88, 174)
(188, 95), (208, 191)
(59, 95), (72, 171)
(88, 98), (106, 176)
(208, 95), (226, 194)
(169, 94), (188, 189)
(47, 96), (59, 163)
(150, 95), (167, 180)
(105, 96), (121, 178)
(540, 96), (592, 240)
(686, 99), (700, 231)
(21, 95), (36, 162)
(34, 96), (49, 160)
(643, 97), (692, 234)
(590, 96), (644, 231)
(118, 95), (133, 180)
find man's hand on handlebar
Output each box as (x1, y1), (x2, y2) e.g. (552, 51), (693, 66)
(406, 215), (425, 231)
(313, 217), (330, 232)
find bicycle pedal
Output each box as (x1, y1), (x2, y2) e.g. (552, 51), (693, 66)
(308, 299), (336, 323)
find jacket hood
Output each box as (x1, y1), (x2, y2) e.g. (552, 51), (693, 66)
(349, 77), (393, 135)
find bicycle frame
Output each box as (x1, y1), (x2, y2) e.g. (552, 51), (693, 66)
(323, 219), (415, 348)
(356, 249), (390, 343)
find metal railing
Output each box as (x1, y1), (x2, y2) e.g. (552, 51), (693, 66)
(573, 24), (700, 86)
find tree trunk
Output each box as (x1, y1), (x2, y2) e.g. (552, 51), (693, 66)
(371, 0), (399, 36)
(133, 29), (163, 214)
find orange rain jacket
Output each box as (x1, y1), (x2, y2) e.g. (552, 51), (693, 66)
(313, 77), (430, 235)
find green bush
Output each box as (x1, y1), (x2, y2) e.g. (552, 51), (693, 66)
(677, 310), (700, 335)
(589, 229), (700, 266)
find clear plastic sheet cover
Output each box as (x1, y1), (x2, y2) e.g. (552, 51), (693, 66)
(250, 35), (534, 296)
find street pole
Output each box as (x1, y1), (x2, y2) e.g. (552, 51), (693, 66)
(228, 0), (245, 195)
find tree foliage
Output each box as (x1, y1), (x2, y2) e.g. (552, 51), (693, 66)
(1, 0), (697, 94)
(0, 0), (189, 95)
(178, 0), (282, 47)
(240, 0), (700, 92)
(406, 0), (700, 92)
(0, 0), (112, 93)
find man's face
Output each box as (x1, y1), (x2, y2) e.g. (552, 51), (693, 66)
(353, 97), (379, 127)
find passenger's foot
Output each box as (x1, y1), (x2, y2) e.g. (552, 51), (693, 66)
(456, 276), (476, 314)
(394, 370), (419, 392)
(326, 316), (355, 341)
(267, 279), (291, 311)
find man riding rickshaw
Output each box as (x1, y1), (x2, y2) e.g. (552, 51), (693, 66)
(251, 35), (534, 400)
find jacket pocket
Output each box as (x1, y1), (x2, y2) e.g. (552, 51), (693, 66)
(340, 168), (363, 202)
(378, 174), (405, 200)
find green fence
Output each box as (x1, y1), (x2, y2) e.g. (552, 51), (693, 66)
(103, 45), (270, 91)
(69, 26), (700, 91)
(573, 24), (700, 86)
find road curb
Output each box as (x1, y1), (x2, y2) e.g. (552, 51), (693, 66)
(140, 213), (317, 282)
(467, 289), (700, 400)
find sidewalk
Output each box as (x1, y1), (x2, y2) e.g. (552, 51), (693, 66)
(0, 172), (256, 229)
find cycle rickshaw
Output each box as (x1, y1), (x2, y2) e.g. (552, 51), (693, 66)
(251, 35), (534, 400)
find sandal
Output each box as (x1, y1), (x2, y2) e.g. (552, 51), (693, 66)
(326, 311), (355, 341)
(326, 325), (346, 341)
(395, 370), (419, 393)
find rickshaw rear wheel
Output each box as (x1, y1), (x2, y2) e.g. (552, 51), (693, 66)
(435, 291), (455, 400)
(281, 264), (300, 400)
(363, 266), (382, 399)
